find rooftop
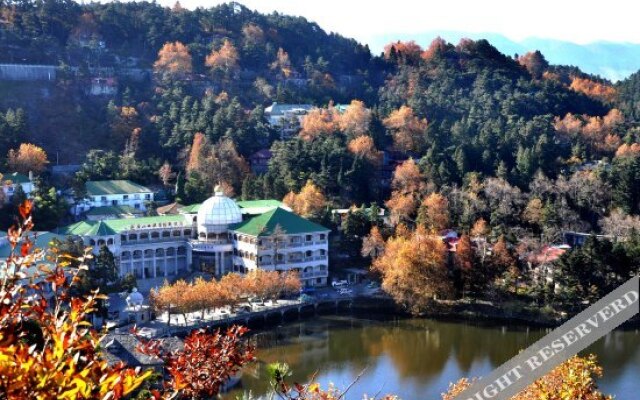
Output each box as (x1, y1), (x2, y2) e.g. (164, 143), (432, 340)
(264, 102), (313, 116)
(85, 205), (144, 217)
(0, 231), (64, 259)
(85, 180), (152, 196)
(230, 207), (329, 237)
(1, 172), (30, 184)
(58, 214), (188, 236)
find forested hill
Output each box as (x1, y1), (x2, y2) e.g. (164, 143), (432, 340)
(0, 1), (374, 77)
(2, 1), (640, 233)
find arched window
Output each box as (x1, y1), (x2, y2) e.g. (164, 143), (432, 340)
(162, 231), (170, 238)
(89, 239), (96, 246)
(107, 238), (114, 245)
(128, 233), (137, 241)
(151, 231), (160, 239)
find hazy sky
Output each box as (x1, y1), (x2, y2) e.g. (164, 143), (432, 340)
(139, 0), (640, 48)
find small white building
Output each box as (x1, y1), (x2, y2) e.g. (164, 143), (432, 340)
(1, 172), (35, 204)
(264, 102), (313, 139)
(74, 180), (153, 215)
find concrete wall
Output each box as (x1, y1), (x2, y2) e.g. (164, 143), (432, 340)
(0, 64), (57, 81)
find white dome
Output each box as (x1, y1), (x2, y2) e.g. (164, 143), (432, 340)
(126, 288), (144, 307)
(197, 187), (243, 227)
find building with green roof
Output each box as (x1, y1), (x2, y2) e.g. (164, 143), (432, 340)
(56, 189), (329, 291)
(1, 171), (35, 204)
(73, 180), (153, 216)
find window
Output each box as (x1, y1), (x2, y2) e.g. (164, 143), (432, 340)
(134, 203), (140, 209)
(112, 200), (118, 205)
(101, 196), (107, 202)
(123, 195), (129, 200)
(145, 194), (151, 200)
(319, 234), (326, 240)
(306, 235), (312, 242)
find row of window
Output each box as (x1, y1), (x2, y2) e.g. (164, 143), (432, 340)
(95, 194), (151, 202)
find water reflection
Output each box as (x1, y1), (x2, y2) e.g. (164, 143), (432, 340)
(225, 316), (640, 399)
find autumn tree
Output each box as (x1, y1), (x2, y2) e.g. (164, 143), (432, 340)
(421, 37), (450, 61)
(416, 192), (450, 232)
(361, 225), (385, 259)
(283, 180), (327, 218)
(7, 143), (49, 175)
(186, 132), (206, 173)
(385, 158), (426, 224)
(242, 23), (265, 47)
(154, 41), (193, 77)
(138, 326), (255, 399)
(338, 100), (371, 138)
(271, 47), (293, 79)
(570, 76), (617, 103)
(0, 201), (152, 398)
(347, 135), (381, 165)
(443, 355), (611, 400)
(491, 235), (520, 292)
(455, 235), (479, 298)
(383, 40), (422, 64)
(383, 105), (428, 152)
(372, 226), (452, 312)
(517, 50), (549, 79)
(299, 106), (339, 141)
(205, 39), (239, 78)
(159, 161), (174, 187)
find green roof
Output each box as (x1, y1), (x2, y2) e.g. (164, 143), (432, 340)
(236, 200), (284, 209)
(2, 172), (30, 184)
(85, 205), (144, 216)
(58, 215), (188, 236)
(230, 207), (329, 236)
(179, 204), (200, 213)
(0, 231), (64, 258)
(85, 180), (152, 196)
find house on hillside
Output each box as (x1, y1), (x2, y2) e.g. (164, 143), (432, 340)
(73, 180), (153, 216)
(1, 172), (35, 203)
(88, 77), (118, 96)
(249, 149), (272, 174)
(85, 205), (145, 221)
(264, 102), (313, 139)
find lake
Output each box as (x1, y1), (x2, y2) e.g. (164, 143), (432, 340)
(224, 315), (640, 399)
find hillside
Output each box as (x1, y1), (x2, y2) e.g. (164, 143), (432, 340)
(368, 31), (640, 81)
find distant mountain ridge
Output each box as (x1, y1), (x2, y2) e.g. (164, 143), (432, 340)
(368, 31), (640, 81)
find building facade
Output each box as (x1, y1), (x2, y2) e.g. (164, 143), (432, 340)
(73, 180), (153, 215)
(1, 172), (35, 204)
(59, 189), (329, 291)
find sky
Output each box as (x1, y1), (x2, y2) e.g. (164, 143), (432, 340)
(139, 0), (640, 50)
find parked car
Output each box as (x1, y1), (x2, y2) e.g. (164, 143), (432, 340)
(337, 288), (353, 296)
(332, 280), (349, 288)
(137, 327), (154, 338)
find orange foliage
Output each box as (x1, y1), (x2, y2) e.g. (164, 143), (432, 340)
(517, 51), (549, 79)
(205, 39), (239, 74)
(615, 143), (640, 158)
(570, 76), (617, 103)
(338, 100), (371, 137)
(372, 226), (452, 312)
(299, 106), (339, 141)
(282, 180), (327, 218)
(553, 110), (624, 155)
(242, 23), (265, 46)
(347, 135), (381, 165)
(154, 41), (192, 76)
(383, 105), (428, 152)
(383, 40), (423, 64)
(271, 47), (293, 78)
(421, 37), (449, 61)
(186, 132), (206, 173)
(0, 203), (152, 399)
(417, 192), (450, 232)
(7, 143), (49, 175)
(391, 158), (424, 194)
(443, 355), (611, 400)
